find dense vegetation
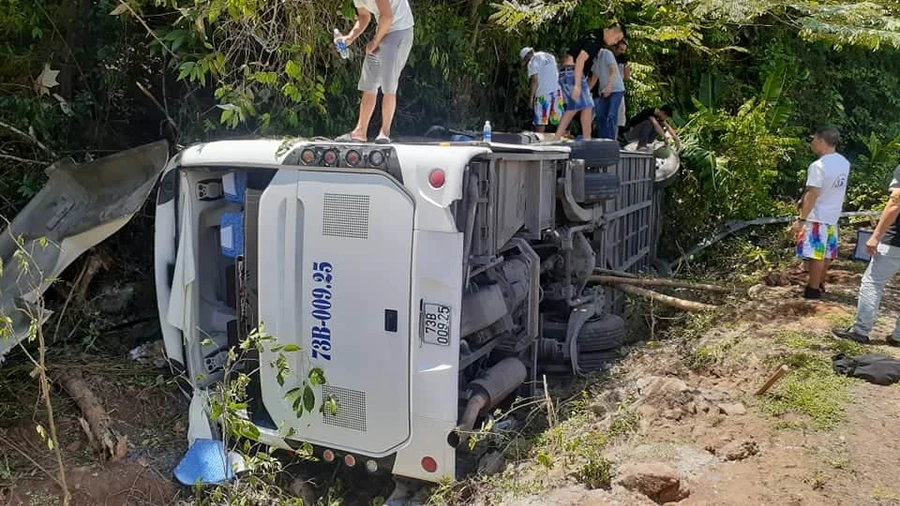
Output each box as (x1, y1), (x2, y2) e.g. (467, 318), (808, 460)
(2, 0), (900, 254)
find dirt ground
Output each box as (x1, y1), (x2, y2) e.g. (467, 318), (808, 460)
(0, 352), (187, 506)
(478, 263), (900, 506)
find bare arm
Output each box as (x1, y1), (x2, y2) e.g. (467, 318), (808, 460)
(649, 117), (666, 138)
(588, 74), (599, 92)
(623, 63), (631, 81)
(572, 50), (589, 98)
(663, 121), (680, 148)
(868, 190), (900, 253)
(346, 7), (372, 44)
(602, 62), (617, 96)
(369, 0), (394, 49)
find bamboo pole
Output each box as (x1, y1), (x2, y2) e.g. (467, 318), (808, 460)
(589, 275), (731, 294)
(614, 284), (718, 312)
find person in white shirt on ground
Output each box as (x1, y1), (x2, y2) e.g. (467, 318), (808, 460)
(790, 127), (851, 299)
(336, 0), (414, 144)
(520, 47), (564, 133)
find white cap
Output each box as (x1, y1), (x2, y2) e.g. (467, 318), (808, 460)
(519, 47), (534, 60)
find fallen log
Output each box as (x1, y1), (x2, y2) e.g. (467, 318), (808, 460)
(614, 284), (718, 312)
(589, 275), (731, 294)
(57, 371), (127, 463)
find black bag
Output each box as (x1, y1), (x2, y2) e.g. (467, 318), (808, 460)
(832, 353), (900, 386)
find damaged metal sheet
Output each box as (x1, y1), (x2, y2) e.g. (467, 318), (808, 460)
(0, 140), (169, 363)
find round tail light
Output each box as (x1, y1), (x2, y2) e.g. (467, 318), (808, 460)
(346, 150), (361, 166)
(428, 169), (446, 189)
(322, 449), (335, 462)
(344, 454), (356, 467)
(421, 456), (438, 473)
(369, 150), (385, 167)
(300, 149), (316, 165)
(365, 460), (378, 473)
(323, 149), (338, 165)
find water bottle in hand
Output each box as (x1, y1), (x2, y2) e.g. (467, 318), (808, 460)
(333, 28), (349, 59)
(483, 120), (492, 143)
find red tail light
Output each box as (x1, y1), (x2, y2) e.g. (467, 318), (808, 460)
(428, 169), (446, 189)
(421, 456), (438, 473)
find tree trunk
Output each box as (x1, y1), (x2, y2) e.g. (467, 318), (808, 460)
(589, 275), (732, 294)
(57, 371), (128, 462)
(614, 284), (718, 312)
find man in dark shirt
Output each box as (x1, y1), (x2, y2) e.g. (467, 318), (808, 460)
(555, 22), (626, 140)
(623, 105), (680, 149)
(833, 164), (900, 345)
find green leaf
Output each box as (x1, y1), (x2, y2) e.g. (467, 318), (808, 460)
(303, 386), (315, 413)
(285, 60), (301, 80)
(308, 367), (326, 386)
(239, 421), (260, 441)
(280, 344), (301, 353)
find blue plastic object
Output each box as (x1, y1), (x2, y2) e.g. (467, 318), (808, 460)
(223, 171), (247, 204)
(451, 134), (473, 142)
(174, 439), (234, 486)
(220, 212), (244, 258)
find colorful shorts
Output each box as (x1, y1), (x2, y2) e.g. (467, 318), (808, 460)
(533, 89), (564, 126)
(796, 221), (839, 260)
(559, 68), (594, 112)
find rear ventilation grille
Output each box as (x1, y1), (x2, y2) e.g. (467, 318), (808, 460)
(322, 385), (367, 432)
(322, 193), (370, 239)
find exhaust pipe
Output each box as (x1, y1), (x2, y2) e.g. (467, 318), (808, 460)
(450, 358), (527, 447)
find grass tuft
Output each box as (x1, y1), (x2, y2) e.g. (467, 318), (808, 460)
(761, 350), (857, 429)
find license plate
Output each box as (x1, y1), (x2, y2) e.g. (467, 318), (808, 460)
(420, 302), (451, 346)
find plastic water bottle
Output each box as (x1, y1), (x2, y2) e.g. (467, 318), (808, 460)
(483, 120), (492, 143)
(333, 28), (349, 59)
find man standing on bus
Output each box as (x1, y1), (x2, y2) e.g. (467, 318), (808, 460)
(336, 0), (415, 144)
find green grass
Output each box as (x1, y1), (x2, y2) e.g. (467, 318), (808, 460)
(823, 312), (855, 331)
(766, 328), (876, 429)
(572, 455), (615, 490)
(777, 329), (873, 356)
(760, 350), (857, 430)
(684, 338), (735, 371)
(608, 404), (640, 439)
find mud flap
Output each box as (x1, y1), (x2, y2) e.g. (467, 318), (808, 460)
(0, 141), (169, 363)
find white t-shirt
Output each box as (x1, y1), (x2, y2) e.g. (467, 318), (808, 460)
(805, 152), (850, 224)
(527, 51), (560, 96)
(354, 0), (415, 32)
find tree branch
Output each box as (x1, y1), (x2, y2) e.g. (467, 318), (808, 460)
(0, 121), (56, 158)
(589, 275), (732, 294)
(615, 284), (719, 312)
(0, 153), (46, 165)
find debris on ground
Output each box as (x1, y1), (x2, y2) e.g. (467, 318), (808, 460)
(57, 371), (128, 463)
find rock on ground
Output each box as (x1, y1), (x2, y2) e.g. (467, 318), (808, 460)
(614, 462), (690, 504)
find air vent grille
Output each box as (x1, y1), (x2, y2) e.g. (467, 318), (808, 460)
(322, 385), (367, 432)
(322, 193), (370, 239)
